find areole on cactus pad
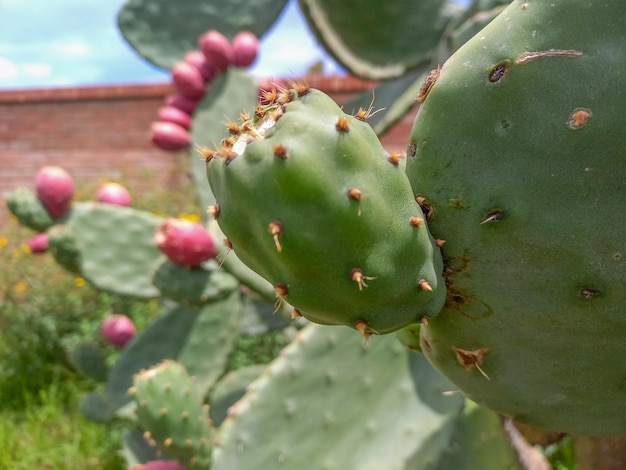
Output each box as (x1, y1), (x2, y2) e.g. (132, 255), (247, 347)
(206, 85), (446, 336)
(406, 0), (625, 435)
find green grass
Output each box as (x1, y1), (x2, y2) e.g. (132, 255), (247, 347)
(0, 380), (126, 470)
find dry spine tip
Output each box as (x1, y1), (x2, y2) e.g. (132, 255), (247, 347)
(268, 221), (283, 252)
(336, 117), (350, 133)
(418, 279), (433, 291)
(351, 268), (376, 290)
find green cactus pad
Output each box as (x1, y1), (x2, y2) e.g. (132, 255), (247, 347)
(212, 324), (464, 469)
(5, 187), (55, 232)
(406, 0), (626, 435)
(436, 400), (521, 469)
(131, 360), (213, 470)
(120, 429), (160, 467)
(117, 0), (288, 70)
(69, 341), (109, 382)
(297, 0), (464, 79)
(208, 364), (267, 427)
(103, 295), (242, 415)
(191, 69), (259, 212)
(207, 220), (278, 304)
(151, 259), (239, 305)
(47, 223), (82, 274)
(207, 86), (446, 335)
(66, 203), (164, 298)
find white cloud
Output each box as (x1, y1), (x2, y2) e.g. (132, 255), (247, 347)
(0, 56), (52, 83)
(0, 57), (18, 79)
(21, 63), (52, 78)
(53, 40), (92, 58)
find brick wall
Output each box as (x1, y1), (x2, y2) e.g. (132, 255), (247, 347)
(0, 76), (418, 226)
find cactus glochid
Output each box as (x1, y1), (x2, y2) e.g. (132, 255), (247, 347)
(206, 85), (446, 336)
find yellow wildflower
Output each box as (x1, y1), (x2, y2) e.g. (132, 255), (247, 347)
(0, 237), (8, 248)
(178, 213), (200, 223)
(14, 281), (28, 293)
(21, 243), (31, 254)
(74, 277), (86, 287)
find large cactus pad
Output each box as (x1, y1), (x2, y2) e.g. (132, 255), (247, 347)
(406, 0), (626, 435)
(206, 85), (446, 335)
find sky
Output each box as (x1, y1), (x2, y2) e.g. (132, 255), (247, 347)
(0, 0), (344, 90)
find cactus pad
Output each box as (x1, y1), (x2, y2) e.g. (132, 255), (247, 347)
(206, 86), (446, 335)
(131, 360), (213, 469)
(406, 0), (626, 435)
(5, 187), (55, 232)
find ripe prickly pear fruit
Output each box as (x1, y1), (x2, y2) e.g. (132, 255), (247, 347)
(184, 50), (216, 83)
(96, 182), (131, 207)
(171, 61), (205, 100)
(35, 165), (74, 219)
(157, 105), (192, 130)
(231, 31), (259, 67)
(132, 461), (185, 470)
(206, 85), (445, 335)
(27, 232), (48, 253)
(154, 218), (218, 267)
(165, 93), (198, 115)
(101, 314), (135, 348)
(150, 122), (191, 151)
(406, 0), (626, 435)
(199, 30), (232, 72)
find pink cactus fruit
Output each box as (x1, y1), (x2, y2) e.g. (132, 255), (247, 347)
(231, 31), (259, 67)
(96, 182), (132, 207)
(157, 106), (192, 130)
(199, 30), (232, 73)
(165, 93), (199, 115)
(154, 218), (218, 267)
(101, 314), (136, 348)
(184, 50), (216, 83)
(35, 165), (74, 219)
(131, 461), (186, 470)
(27, 232), (49, 253)
(171, 61), (206, 100)
(150, 122), (191, 151)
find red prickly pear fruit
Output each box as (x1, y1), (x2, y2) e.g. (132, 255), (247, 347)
(27, 232), (49, 253)
(184, 50), (217, 83)
(131, 461), (186, 470)
(171, 61), (205, 100)
(35, 165), (74, 219)
(165, 93), (198, 115)
(150, 121), (191, 151)
(101, 314), (136, 348)
(199, 30), (232, 72)
(231, 31), (259, 67)
(96, 182), (132, 207)
(157, 106), (192, 130)
(154, 218), (218, 267)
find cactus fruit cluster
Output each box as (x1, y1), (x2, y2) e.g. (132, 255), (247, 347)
(151, 29), (260, 152)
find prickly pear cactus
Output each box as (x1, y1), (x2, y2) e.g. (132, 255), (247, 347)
(206, 85), (446, 335)
(130, 360), (213, 470)
(406, 0), (626, 435)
